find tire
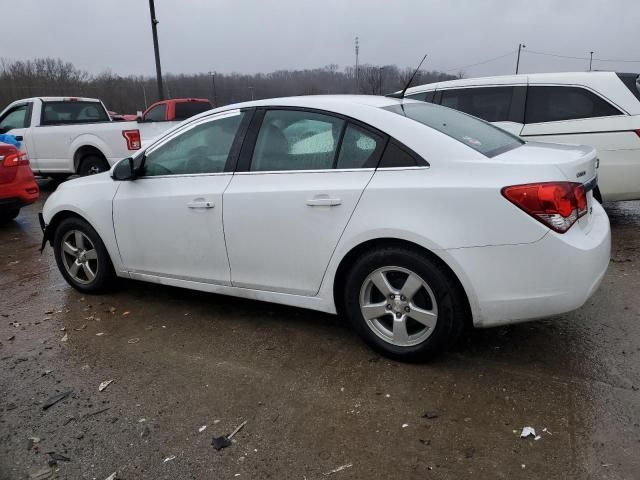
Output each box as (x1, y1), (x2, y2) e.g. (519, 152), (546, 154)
(343, 247), (467, 361)
(78, 155), (109, 176)
(53, 217), (115, 293)
(0, 208), (20, 224)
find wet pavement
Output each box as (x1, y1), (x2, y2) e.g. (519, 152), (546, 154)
(1, 181), (639, 480)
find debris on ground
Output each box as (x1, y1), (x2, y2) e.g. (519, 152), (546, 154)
(29, 466), (52, 479)
(122, 311), (130, 316)
(47, 452), (71, 463)
(422, 411), (439, 419)
(60, 333), (68, 342)
(127, 338), (140, 344)
(42, 390), (73, 410)
(27, 436), (41, 450)
(520, 426), (536, 438)
(163, 455), (176, 463)
(212, 420), (247, 451)
(99, 380), (114, 392)
(104, 473), (117, 480)
(74, 324), (87, 331)
(140, 425), (150, 438)
(7, 335), (15, 341)
(402, 423), (409, 428)
(198, 425), (207, 433)
(96, 332), (105, 336)
(108, 307), (116, 314)
(323, 463), (353, 476)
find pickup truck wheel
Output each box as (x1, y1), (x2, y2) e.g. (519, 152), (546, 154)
(53, 217), (116, 292)
(78, 155), (109, 176)
(0, 208), (20, 224)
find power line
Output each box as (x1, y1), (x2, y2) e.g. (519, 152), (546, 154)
(440, 51), (517, 73)
(526, 49), (640, 63)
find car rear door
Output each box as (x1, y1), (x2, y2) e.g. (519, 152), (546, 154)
(112, 109), (250, 284)
(223, 108), (386, 296)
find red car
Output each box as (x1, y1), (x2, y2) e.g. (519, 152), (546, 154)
(0, 142), (39, 223)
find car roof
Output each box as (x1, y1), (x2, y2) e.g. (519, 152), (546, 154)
(404, 71), (625, 93)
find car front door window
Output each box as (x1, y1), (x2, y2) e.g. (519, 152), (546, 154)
(144, 112), (245, 176)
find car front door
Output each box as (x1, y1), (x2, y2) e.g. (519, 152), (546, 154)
(113, 109), (250, 283)
(223, 108), (386, 296)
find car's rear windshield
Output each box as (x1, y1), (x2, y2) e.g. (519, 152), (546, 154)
(175, 101), (212, 121)
(382, 102), (523, 157)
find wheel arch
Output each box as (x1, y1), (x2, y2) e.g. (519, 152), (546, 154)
(73, 145), (108, 173)
(332, 237), (474, 327)
(42, 210), (89, 250)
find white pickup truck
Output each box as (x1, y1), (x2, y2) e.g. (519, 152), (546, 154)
(0, 97), (176, 179)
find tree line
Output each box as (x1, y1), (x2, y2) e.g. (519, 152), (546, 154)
(0, 58), (458, 114)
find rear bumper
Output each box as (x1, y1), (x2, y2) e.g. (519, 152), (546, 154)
(448, 202), (611, 328)
(0, 166), (39, 210)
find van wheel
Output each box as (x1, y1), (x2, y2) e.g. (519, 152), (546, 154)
(53, 217), (115, 293)
(343, 246), (467, 362)
(78, 155), (109, 176)
(593, 187), (603, 204)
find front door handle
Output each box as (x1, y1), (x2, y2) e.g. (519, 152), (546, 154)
(187, 200), (214, 209)
(306, 195), (342, 207)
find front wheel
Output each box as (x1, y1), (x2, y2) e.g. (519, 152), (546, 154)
(53, 217), (115, 293)
(343, 247), (467, 361)
(78, 155), (109, 176)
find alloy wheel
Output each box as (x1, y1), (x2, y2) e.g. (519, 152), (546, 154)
(60, 230), (99, 285)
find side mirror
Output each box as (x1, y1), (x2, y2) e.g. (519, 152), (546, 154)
(136, 111), (143, 123)
(112, 157), (137, 181)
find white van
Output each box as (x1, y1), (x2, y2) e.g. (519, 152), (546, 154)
(403, 72), (640, 201)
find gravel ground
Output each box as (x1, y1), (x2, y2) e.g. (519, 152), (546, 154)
(1, 181), (639, 479)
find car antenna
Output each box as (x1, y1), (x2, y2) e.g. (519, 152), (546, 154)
(387, 54), (428, 99)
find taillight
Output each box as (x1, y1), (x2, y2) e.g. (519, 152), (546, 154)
(502, 182), (588, 233)
(122, 129), (141, 150)
(1, 151), (29, 167)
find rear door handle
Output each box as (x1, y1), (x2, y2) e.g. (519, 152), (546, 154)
(187, 200), (214, 209)
(306, 196), (342, 207)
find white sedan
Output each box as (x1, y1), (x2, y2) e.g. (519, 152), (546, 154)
(40, 95), (611, 360)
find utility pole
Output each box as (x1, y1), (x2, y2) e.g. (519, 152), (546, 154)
(355, 36), (360, 93)
(248, 86), (255, 100)
(589, 51), (594, 72)
(148, 0), (164, 100)
(208, 71), (217, 106)
(515, 43), (526, 75)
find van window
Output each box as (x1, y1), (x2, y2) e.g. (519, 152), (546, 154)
(525, 86), (622, 124)
(440, 87), (515, 122)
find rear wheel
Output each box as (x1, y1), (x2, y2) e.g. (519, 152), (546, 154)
(343, 247), (467, 361)
(53, 217), (115, 293)
(0, 208), (20, 224)
(78, 155), (109, 176)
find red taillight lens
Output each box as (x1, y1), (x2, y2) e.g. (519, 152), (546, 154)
(502, 182), (588, 233)
(122, 129), (141, 150)
(1, 151), (29, 167)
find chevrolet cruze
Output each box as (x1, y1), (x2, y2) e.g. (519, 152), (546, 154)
(40, 95), (611, 360)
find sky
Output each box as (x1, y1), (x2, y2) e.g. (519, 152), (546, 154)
(2, 0), (640, 78)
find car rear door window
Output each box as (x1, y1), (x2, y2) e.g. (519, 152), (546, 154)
(250, 110), (344, 171)
(144, 104), (167, 122)
(143, 112), (245, 176)
(525, 86), (622, 124)
(335, 124), (383, 169)
(440, 87), (515, 122)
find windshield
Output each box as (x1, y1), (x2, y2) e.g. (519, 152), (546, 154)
(383, 102), (523, 157)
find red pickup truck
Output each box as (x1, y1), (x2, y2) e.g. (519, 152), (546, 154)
(137, 98), (213, 123)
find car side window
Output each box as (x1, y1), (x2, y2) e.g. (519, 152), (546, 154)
(378, 141), (428, 168)
(335, 124), (382, 169)
(0, 104), (29, 132)
(145, 104), (167, 122)
(143, 112), (245, 176)
(525, 86), (623, 124)
(440, 87), (514, 122)
(250, 110), (344, 171)
(406, 91), (435, 103)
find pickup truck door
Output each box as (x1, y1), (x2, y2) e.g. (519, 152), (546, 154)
(0, 102), (37, 168)
(113, 110), (249, 283)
